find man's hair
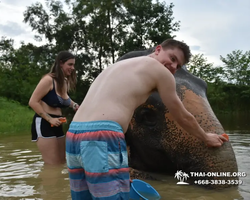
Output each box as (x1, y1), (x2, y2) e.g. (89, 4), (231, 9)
(160, 39), (191, 64)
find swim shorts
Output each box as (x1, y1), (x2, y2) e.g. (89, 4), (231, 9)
(31, 113), (65, 141)
(66, 120), (130, 200)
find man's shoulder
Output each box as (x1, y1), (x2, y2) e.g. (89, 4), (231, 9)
(114, 56), (166, 75)
(126, 56), (163, 67)
(136, 56), (159, 63)
(140, 56), (166, 72)
(119, 55), (157, 62)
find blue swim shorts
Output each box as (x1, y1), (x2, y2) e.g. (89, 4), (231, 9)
(66, 120), (130, 200)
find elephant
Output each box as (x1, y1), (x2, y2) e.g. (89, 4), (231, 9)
(117, 48), (239, 189)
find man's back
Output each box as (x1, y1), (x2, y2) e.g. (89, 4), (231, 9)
(73, 56), (173, 132)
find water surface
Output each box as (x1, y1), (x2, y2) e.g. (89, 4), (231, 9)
(0, 115), (249, 199)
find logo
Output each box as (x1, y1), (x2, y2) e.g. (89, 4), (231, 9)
(174, 170), (189, 185)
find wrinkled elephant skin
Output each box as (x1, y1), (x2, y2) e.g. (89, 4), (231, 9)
(118, 50), (238, 189)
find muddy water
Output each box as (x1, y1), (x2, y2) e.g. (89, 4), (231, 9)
(0, 131), (249, 200)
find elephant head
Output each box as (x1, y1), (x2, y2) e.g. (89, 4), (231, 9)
(118, 49), (239, 189)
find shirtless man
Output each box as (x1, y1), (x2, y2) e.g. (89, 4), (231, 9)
(66, 39), (228, 200)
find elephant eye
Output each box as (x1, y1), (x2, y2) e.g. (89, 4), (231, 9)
(135, 108), (157, 126)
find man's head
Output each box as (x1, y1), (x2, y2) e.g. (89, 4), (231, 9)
(149, 39), (191, 74)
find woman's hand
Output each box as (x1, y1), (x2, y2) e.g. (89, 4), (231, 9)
(50, 118), (62, 127)
(73, 103), (80, 112)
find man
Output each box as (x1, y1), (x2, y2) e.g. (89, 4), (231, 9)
(66, 39), (228, 200)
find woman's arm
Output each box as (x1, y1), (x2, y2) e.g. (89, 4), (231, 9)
(70, 100), (80, 111)
(29, 75), (53, 122)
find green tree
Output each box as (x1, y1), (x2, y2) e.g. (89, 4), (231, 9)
(23, 0), (94, 102)
(0, 37), (54, 104)
(1, 0), (181, 106)
(70, 0), (127, 74)
(23, 0), (179, 74)
(187, 54), (216, 82)
(119, 1), (180, 56)
(220, 50), (250, 85)
(187, 53), (226, 84)
(206, 50), (250, 113)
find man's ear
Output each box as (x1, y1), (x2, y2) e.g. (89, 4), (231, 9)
(154, 45), (162, 55)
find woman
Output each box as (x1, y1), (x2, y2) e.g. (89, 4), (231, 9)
(29, 51), (79, 165)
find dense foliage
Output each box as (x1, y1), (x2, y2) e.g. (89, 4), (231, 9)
(1, 0), (179, 106)
(0, 0), (250, 113)
(187, 52), (250, 112)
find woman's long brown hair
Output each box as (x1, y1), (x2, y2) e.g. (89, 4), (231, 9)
(49, 51), (76, 95)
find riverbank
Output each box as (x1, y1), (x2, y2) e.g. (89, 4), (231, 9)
(0, 97), (34, 135)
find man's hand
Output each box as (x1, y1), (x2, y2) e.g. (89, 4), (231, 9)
(206, 133), (229, 147)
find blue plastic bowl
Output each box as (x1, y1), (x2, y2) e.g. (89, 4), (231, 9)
(129, 179), (161, 200)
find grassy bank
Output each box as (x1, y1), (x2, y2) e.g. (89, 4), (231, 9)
(0, 97), (34, 135)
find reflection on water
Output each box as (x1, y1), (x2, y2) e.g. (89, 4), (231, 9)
(227, 131), (250, 200)
(0, 130), (249, 199)
(0, 136), (71, 200)
(34, 165), (70, 200)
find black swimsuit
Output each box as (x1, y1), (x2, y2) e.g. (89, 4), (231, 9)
(31, 79), (71, 141)
(41, 79), (71, 108)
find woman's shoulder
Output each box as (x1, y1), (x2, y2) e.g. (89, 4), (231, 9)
(41, 73), (54, 83)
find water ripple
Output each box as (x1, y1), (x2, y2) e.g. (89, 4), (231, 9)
(0, 133), (249, 200)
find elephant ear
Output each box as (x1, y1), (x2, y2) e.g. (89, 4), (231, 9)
(134, 107), (158, 127)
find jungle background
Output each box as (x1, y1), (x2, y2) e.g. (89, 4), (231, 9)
(1, 0), (250, 134)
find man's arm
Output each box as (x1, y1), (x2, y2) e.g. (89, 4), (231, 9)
(154, 65), (227, 147)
